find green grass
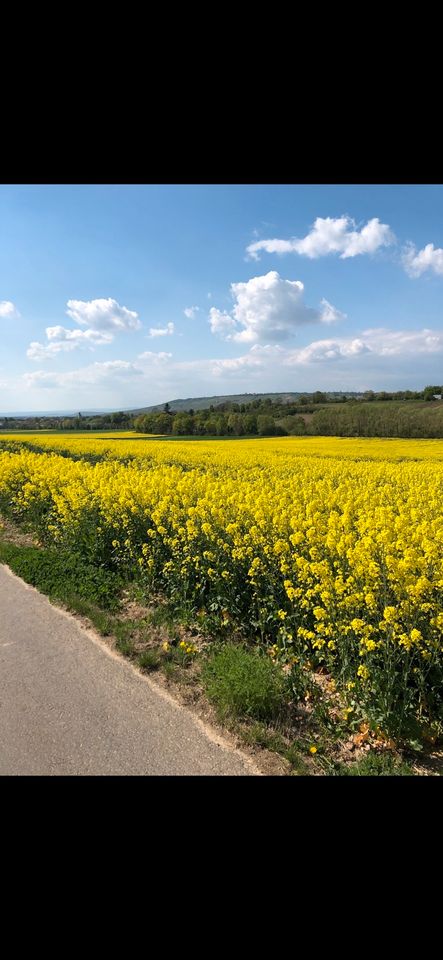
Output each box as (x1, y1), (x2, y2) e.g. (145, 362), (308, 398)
(240, 723), (310, 774)
(333, 752), (415, 776)
(138, 649), (161, 671)
(115, 637), (135, 657)
(163, 660), (179, 681)
(144, 603), (177, 630)
(202, 643), (290, 722)
(0, 541), (122, 612)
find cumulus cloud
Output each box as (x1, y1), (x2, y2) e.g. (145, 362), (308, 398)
(402, 242), (443, 278)
(160, 329), (442, 382)
(18, 324), (443, 407)
(27, 327), (114, 360)
(360, 327), (443, 356)
(66, 298), (141, 331)
(27, 298), (141, 361)
(246, 216), (394, 261)
(176, 329), (442, 382)
(287, 338), (371, 364)
(284, 328), (443, 365)
(184, 306), (199, 319)
(148, 322), (174, 338)
(209, 271), (345, 344)
(209, 308), (238, 338)
(0, 300), (19, 318)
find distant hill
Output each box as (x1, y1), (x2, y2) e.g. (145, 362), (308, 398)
(128, 392), (355, 415)
(0, 408), (114, 417)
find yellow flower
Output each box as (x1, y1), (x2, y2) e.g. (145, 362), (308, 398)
(2, 427), (442, 738)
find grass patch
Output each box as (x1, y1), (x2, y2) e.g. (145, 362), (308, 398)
(144, 603), (178, 630)
(0, 541), (122, 612)
(202, 643), (290, 722)
(241, 721), (288, 753)
(333, 752), (415, 776)
(240, 723), (311, 774)
(163, 660), (179, 681)
(138, 649), (161, 672)
(115, 637), (135, 657)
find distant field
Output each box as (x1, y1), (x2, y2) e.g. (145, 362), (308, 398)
(2, 431), (443, 461)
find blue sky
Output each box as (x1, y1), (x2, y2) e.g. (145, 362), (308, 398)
(1, 183), (442, 412)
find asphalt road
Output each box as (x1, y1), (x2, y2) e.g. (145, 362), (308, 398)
(0, 565), (258, 776)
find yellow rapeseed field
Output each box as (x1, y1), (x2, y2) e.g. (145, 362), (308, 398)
(1, 432), (442, 732)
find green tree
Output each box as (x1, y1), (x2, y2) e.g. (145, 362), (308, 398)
(257, 415), (276, 436)
(227, 413), (244, 436)
(244, 414), (258, 435)
(424, 385), (442, 401)
(154, 413), (173, 434)
(173, 413), (194, 435)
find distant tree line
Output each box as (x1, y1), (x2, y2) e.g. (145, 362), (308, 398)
(0, 410), (134, 432)
(1, 387), (442, 437)
(133, 388), (443, 438)
(134, 408), (287, 437)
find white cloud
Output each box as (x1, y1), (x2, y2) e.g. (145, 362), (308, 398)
(24, 360), (142, 390)
(284, 328), (443, 365)
(184, 306), (199, 319)
(361, 327), (443, 356)
(246, 216), (394, 261)
(26, 300), (139, 363)
(22, 370), (61, 389)
(66, 298), (141, 331)
(27, 341), (73, 361)
(145, 329), (442, 385)
(16, 324), (443, 408)
(209, 344), (283, 378)
(178, 329), (443, 385)
(46, 326), (112, 344)
(148, 322), (174, 338)
(137, 351), (172, 362)
(0, 300), (19, 318)
(210, 271), (345, 344)
(209, 307), (238, 338)
(287, 338), (371, 364)
(27, 326), (114, 361)
(320, 299), (345, 324)
(402, 242), (443, 278)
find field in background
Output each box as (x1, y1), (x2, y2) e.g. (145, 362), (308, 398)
(2, 431), (443, 461)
